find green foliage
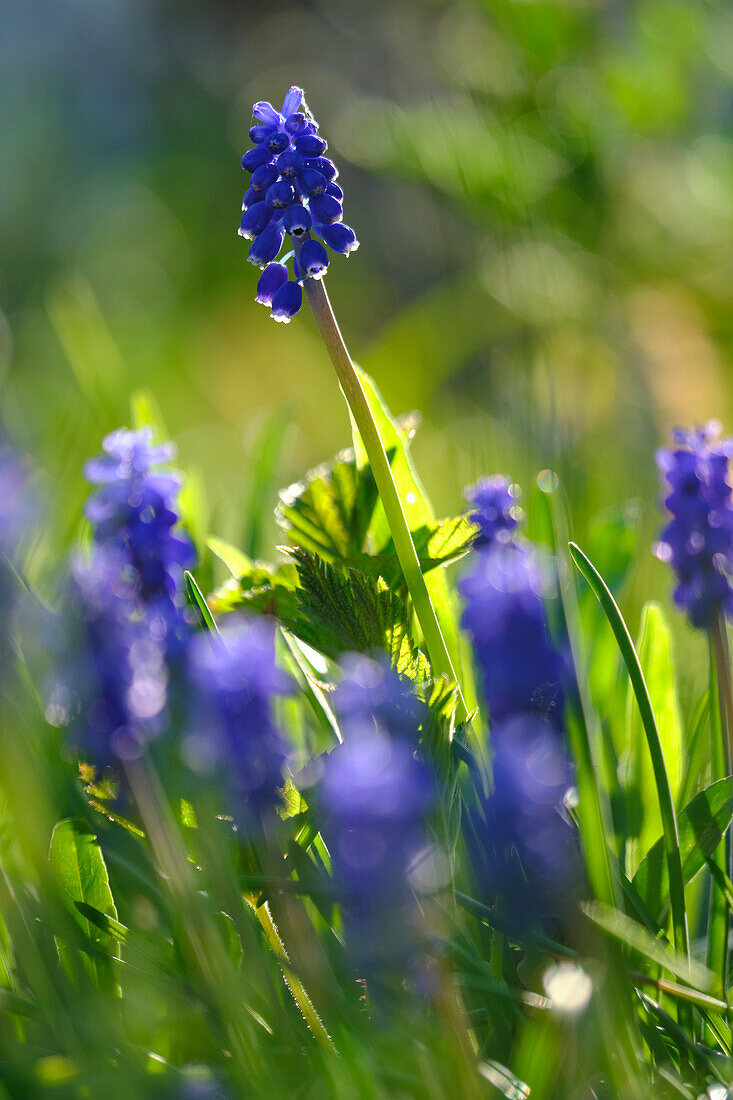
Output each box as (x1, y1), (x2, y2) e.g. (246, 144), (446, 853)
(633, 778), (733, 924)
(275, 449), (381, 561)
(623, 601), (684, 876)
(281, 546), (430, 681)
(49, 818), (119, 989)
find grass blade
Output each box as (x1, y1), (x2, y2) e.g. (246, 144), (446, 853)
(184, 570), (219, 635)
(569, 541), (690, 967)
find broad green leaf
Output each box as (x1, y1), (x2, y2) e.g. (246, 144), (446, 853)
(349, 366), (466, 692)
(282, 547), (430, 681)
(623, 601), (684, 876)
(275, 449), (380, 561)
(49, 819), (119, 988)
(633, 777), (733, 923)
(581, 901), (712, 990)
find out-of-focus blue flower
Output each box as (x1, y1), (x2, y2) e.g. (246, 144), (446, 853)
(84, 427), (194, 647)
(465, 714), (578, 931)
(654, 422), (733, 629)
(335, 653), (425, 743)
(0, 441), (39, 669)
(0, 444), (36, 561)
(238, 86), (359, 322)
(464, 475), (521, 550)
(67, 546), (170, 769)
(320, 655), (433, 977)
(186, 617), (292, 827)
(62, 427), (194, 772)
(459, 542), (565, 728)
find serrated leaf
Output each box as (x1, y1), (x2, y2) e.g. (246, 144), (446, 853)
(374, 515), (480, 586)
(633, 778), (733, 923)
(282, 547), (430, 681)
(275, 449), (380, 561)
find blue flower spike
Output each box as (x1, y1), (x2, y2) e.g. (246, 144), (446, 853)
(238, 85), (359, 322)
(655, 421), (733, 629)
(464, 475), (522, 551)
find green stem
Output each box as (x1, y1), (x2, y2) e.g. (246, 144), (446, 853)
(709, 615), (733, 996)
(298, 260), (466, 719)
(247, 896), (336, 1053)
(711, 614), (733, 770)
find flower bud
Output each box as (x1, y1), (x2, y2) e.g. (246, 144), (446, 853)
(298, 239), (329, 281)
(247, 224), (284, 268)
(309, 194), (342, 225)
(271, 280), (303, 323)
(255, 262), (289, 306)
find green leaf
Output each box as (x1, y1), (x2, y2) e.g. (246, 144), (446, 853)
(623, 601), (684, 876)
(581, 901), (712, 990)
(208, 535), (254, 580)
(569, 541), (689, 962)
(275, 449), (380, 562)
(349, 366), (467, 695)
(49, 819), (119, 988)
(184, 570), (219, 635)
(282, 547), (430, 681)
(633, 777), (733, 923)
(208, 558), (300, 620)
(373, 515), (480, 587)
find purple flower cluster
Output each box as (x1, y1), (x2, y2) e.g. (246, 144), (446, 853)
(239, 86), (359, 323)
(186, 617), (291, 827)
(465, 714), (578, 931)
(655, 422), (733, 629)
(459, 542), (565, 728)
(67, 428), (195, 769)
(84, 428), (195, 647)
(464, 475), (521, 551)
(459, 480), (578, 928)
(320, 656), (433, 976)
(68, 546), (170, 767)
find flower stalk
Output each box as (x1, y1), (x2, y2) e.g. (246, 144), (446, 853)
(296, 249), (467, 720)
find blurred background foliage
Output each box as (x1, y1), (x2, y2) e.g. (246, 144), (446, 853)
(2, 0), (732, 687)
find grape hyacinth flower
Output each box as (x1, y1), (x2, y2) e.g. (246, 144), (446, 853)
(654, 422), (733, 630)
(186, 617), (292, 828)
(335, 652), (426, 744)
(61, 427), (194, 772)
(67, 545), (170, 769)
(320, 655), (433, 979)
(459, 542), (565, 728)
(84, 427), (195, 651)
(239, 86), (359, 323)
(464, 475), (521, 551)
(465, 713), (579, 932)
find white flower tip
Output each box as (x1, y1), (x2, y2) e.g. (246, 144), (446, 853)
(271, 312), (292, 324)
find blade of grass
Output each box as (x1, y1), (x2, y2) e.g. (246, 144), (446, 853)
(569, 542), (690, 969)
(184, 570), (219, 636)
